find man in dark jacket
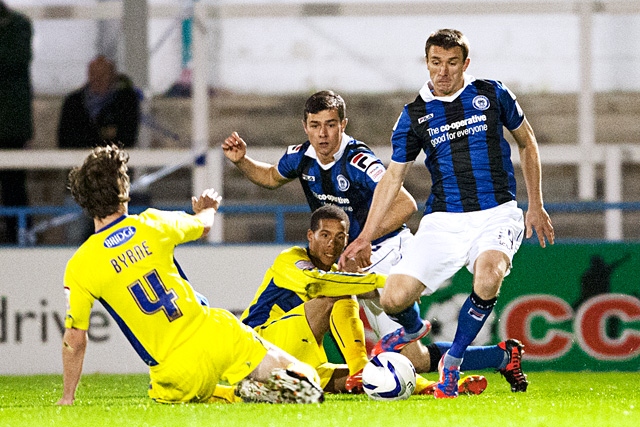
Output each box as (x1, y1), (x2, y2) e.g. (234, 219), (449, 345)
(57, 55), (140, 149)
(0, 1), (32, 244)
(58, 55), (141, 244)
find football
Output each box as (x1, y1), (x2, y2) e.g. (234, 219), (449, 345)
(362, 352), (416, 401)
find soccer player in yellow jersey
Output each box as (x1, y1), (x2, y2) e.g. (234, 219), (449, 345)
(57, 144), (323, 405)
(241, 205), (489, 396)
(242, 205), (384, 393)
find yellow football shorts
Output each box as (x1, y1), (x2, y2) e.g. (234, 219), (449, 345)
(149, 307), (269, 403)
(254, 303), (338, 389)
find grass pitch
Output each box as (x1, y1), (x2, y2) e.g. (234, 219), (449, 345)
(1, 371), (639, 427)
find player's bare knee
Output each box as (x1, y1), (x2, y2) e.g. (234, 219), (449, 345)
(474, 267), (505, 299)
(380, 275), (424, 313)
(474, 256), (507, 293)
(400, 341), (430, 372)
(379, 291), (407, 314)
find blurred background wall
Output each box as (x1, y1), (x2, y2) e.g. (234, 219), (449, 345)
(17, 0), (640, 95)
(4, 0), (640, 243)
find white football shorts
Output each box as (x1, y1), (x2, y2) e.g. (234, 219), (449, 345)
(390, 201), (525, 295)
(358, 228), (413, 338)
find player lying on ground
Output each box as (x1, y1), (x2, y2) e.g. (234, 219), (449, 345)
(223, 90), (529, 395)
(236, 205), (487, 397)
(58, 144), (323, 405)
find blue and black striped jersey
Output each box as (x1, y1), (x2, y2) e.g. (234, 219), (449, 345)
(277, 133), (394, 242)
(391, 76), (524, 214)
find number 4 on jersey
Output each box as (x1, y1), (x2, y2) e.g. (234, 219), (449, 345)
(128, 270), (183, 321)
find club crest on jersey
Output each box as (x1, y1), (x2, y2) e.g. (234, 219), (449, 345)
(472, 95), (490, 111)
(287, 144), (303, 154)
(104, 226), (136, 248)
(350, 152), (376, 172)
(418, 113), (434, 124)
(336, 174), (350, 191)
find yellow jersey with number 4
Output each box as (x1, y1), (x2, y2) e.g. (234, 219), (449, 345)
(63, 208), (206, 366)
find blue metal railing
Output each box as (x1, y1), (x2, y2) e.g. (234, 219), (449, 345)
(2, 201), (640, 246)
(0, 204), (312, 246)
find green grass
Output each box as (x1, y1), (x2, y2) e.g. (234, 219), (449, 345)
(1, 372), (639, 427)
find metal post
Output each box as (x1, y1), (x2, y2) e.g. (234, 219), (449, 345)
(122, 0), (149, 89)
(207, 148), (224, 242)
(191, 0), (208, 197)
(96, 0), (119, 60)
(191, 3), (221, 242)
(577, 0), (596, 200)
(604, 146), (623, 240)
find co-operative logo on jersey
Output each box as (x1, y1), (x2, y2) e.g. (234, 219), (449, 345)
(103, 226), (136, 248)
(472, 95), (490, 111)
(336, 174), (350, 191)
(350, 152), (376, 172)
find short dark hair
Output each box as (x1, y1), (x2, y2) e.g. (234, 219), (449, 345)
(303, 90), (346, 122)
(425, 29), (470, 61)
(310, 205), (349, 232)
(68, 144), (130, 219)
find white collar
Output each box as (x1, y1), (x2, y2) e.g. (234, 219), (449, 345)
(304, 133), (351, 170)
(419, 74), (476, 103)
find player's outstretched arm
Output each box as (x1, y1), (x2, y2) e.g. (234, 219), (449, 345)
(511, 118), (555, 247)
(339, 161), (411, 269)
(222, 131), (290, 189)
(57, 328), (88, 406)
(221, 131), (249, 163)
(375, 186), (417, 239)
(192, 188), (222, 237)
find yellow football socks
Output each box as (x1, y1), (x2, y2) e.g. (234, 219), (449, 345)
(210, 384), (242, 403)
(413, 375), (437, 395)
(329, 298), (369, 375)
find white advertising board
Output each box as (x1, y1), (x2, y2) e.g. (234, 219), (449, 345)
(0, 244), (288, 375)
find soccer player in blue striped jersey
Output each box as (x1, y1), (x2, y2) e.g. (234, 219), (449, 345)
(342, 29), (555, 398)
(222, 91), (520, 395)
(240, 204), (489, 396)
(222, 91), (424, 362)
(57, 144), (323, 405)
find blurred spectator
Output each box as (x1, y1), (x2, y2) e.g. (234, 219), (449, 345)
(58, 55), (141, 245)
(57, 55), (140, 149)
(0, 1), (33, 244)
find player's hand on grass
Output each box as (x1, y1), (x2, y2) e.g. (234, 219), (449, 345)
(525, 205), (554, 248)
(56, 396), (74, 406)
(222, 132), (248, 164)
